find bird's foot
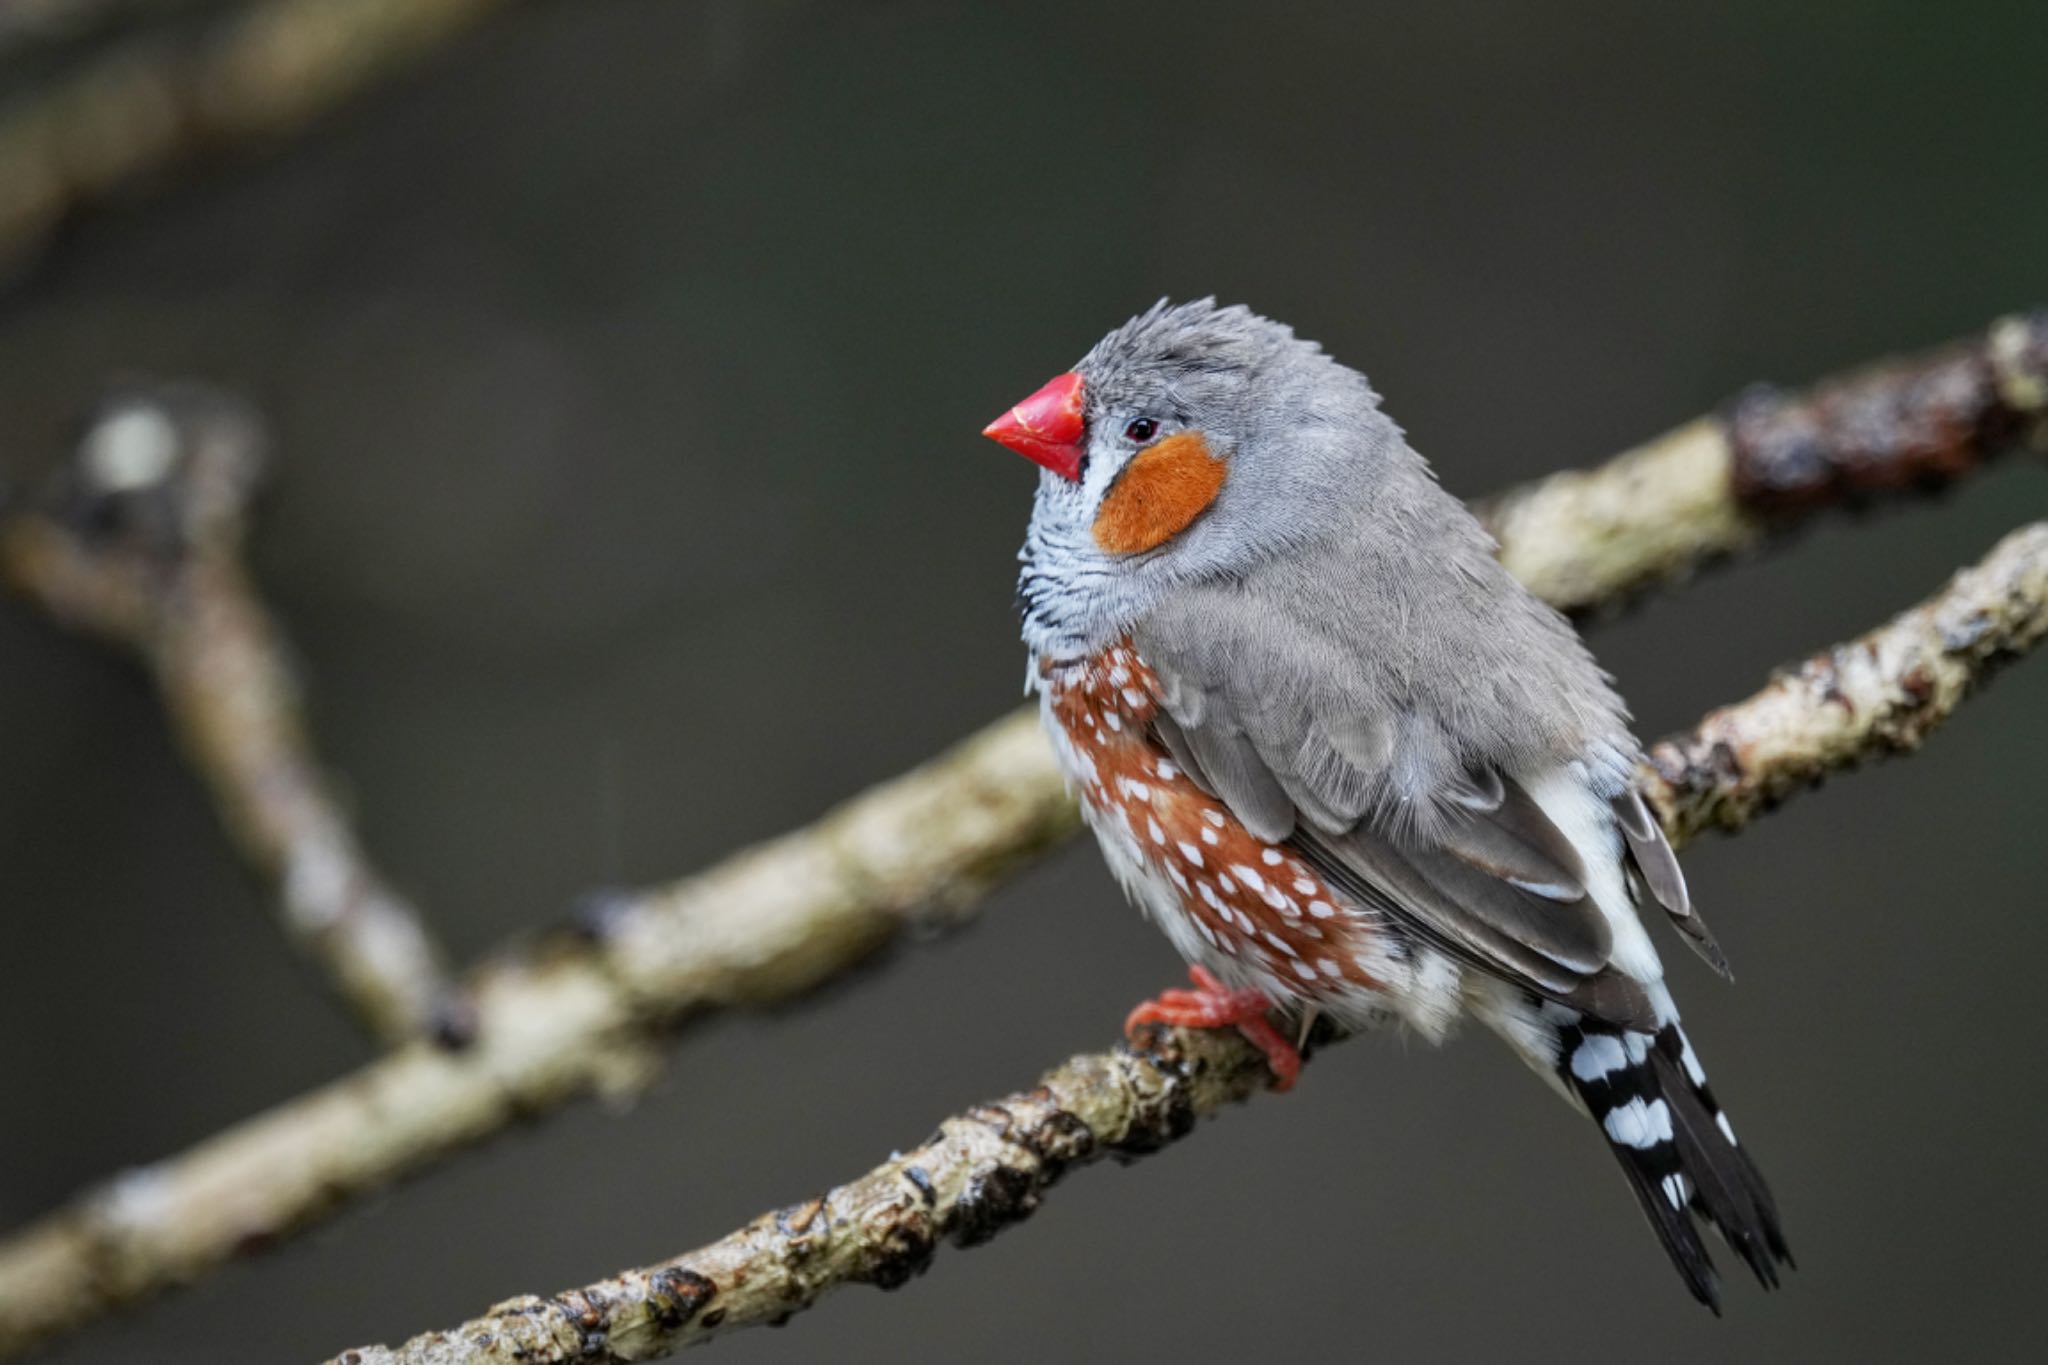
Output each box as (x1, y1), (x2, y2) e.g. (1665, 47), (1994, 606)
(1124, 965), (1301, 1091)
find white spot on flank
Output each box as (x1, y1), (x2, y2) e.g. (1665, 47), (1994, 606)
(1200, 827), (1220, 846)
(1602, 1098), (1675, 1150)
(1261, 848), (1283, 865)
(1217, 874), (1236, 893)
(1202, 809), (1225, 828)
(1263, 931), (1299, 958)
(1198, 882), (1226, 913)
(1197, 919), (1220, 948)
(1177, 841), (1203, 868)
(1122, 688), (1146, 709)
(1166, 865), (1189, 892)
(1156, 759), (1179, 780)
(1104, 712), (1122, 732)
(1147, 817), (1166, 845)
(1118, 779), (1152, 802)
(1317, 958), (1342, 978)
(1264, 885), (1293, 912)
(1290, 959), (1318, 981)
(1292, 879), (1317, 896)
(1231, 864), (1266, 894)
(1308, 901), (1336, 919)
(1109, 666), (1130, 686)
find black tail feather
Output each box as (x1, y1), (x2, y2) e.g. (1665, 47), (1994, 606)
(1550, 1005), (1792, 1310)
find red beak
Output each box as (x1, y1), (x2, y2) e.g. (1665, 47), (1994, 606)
(982, 372), (1086, 481)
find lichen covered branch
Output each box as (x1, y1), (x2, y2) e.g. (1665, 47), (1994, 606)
(328, 1028), (1272, 1365)
(0, 710), (1078, 1359)
(2, 319), (2041, 1356)
(327, 524), (2048, 1365)
(1643, 521), (2048, 846)
(1480, 312), (2048, 613)
(0, 383), (458, 1043)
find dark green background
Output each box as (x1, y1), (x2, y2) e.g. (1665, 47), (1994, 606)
(2, 2), (2045, 1361)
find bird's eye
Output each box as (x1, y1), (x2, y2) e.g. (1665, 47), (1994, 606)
(1123, 417), (1159, 443)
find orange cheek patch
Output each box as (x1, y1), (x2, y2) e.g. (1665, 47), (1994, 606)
(1091, 431), (1227, 555)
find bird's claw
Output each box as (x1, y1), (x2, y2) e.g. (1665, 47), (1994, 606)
(1124, 965), (1302, 1091)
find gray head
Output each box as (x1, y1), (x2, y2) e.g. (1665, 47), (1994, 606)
(986, 299), (1406, 660)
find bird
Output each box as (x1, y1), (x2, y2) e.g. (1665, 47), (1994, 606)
(980, 298), (1791, 1311)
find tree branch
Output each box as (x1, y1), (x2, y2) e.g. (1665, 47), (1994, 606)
(327, 520), (2048, 1365)
(1, 317), (2042, 1356)
(0, 710), (1080, 1360)
(1643, 522), (2048, 846)
(0, 0), (522, 271)
(1477, 311), (2048, 612)
(0, 383), (459, 1044)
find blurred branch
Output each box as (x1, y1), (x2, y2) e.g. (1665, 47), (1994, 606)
(1, 318), (2042, 1356)
(327, 522), (2048, 1363)
(1479, 311), (2048, 613)
(0, 384), (458, 1044)
(0, 711), (1079, 1360)
(0, 0), (121, 43)
(0, 1), (184, 61)
(0, 0), (521, 271)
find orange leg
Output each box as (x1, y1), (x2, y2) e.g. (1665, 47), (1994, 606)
(1124, 965), (1301, 1091)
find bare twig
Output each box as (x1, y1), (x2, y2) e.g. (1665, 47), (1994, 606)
(0, 384), (457, 1043)
(327, 521), (2048, 1365)
(0, 0), (521, 270)
(2, 320), (2042, 1356)
(1478, 312), (2048, 613)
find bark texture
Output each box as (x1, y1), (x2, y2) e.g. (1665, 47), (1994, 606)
(0, 712), (1077, 1358)
(327, 523), (2048, 1365)
(2, 318), (2044, 1356)
(1479, 312), (2048, 612)
(1644, 522), (2048, 846)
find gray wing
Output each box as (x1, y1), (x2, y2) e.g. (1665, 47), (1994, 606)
(1138, 590), (1660, 1031)
(1612, 788), (1731, 977)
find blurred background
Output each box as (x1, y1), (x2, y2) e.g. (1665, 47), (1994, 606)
(1, 2), (2045, 1361)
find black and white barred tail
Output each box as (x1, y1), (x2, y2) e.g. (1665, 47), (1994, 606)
(1546, 997), (1792, 1310)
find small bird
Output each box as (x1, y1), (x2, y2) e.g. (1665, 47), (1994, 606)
(982, 299), (1790, 1310)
